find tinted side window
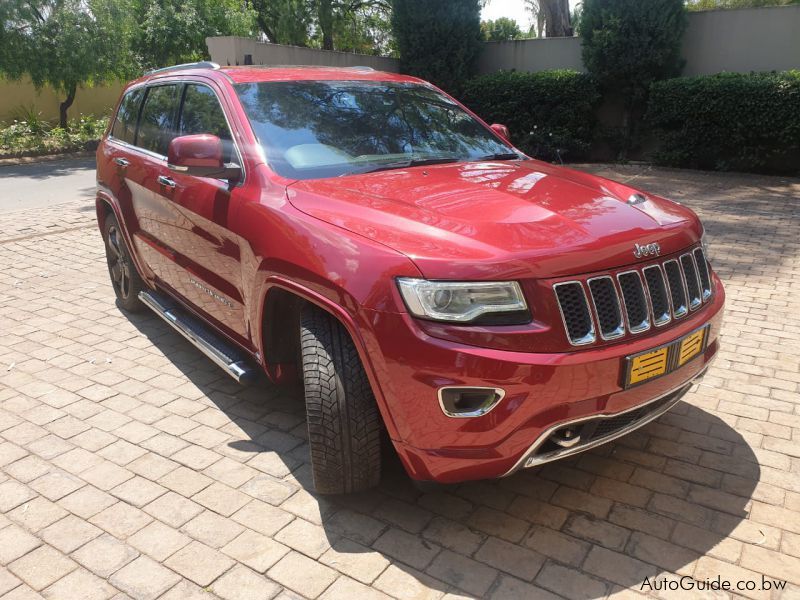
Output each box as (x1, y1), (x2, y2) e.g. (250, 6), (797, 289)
(179, 84), (234, 162)
(110, 88), (144, 145)
(137, 84), (181, 156)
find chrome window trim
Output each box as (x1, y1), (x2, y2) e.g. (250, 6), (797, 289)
(642, 264), (672, 328)
(587, 275), (625, 341)
(663, 259), (689, 320)
(616, 270), (651, 334)
(108, 80), (247, 186)
(553, 281), (596, 346)
(680, 253), (703, 311)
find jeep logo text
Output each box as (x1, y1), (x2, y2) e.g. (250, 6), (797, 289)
(633, 242), (661, 259)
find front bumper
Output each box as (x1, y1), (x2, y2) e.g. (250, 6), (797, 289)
(359, 273), (725, 484)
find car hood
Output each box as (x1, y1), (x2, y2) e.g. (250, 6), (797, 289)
(286, 159), (702, 280)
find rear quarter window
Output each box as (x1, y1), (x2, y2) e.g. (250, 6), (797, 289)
(110, 88), (144, 145)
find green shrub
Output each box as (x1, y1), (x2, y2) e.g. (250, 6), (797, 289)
(0, 111), (109, 158)
(391, 0), (483, 94)
(461, 70), (601, 161)
(646, 71), (800, 173)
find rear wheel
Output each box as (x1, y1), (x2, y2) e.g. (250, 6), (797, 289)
(103, 213), (145, 312)
(300, 306), (382, 494)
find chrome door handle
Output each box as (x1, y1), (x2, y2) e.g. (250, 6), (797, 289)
(157, 175), (176, 188)
(114, 157), (130, 167)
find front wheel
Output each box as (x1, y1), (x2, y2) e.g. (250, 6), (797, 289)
(300, 306), (382, 494)
(103, 213), (145, 312)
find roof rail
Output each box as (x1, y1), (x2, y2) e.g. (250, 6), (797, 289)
(345, 66), (375, 72)
(146, 61), (220, 76)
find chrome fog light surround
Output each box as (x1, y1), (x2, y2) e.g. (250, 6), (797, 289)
(438, 386), (506, 418)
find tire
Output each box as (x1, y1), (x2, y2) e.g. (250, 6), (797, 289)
(103, 213), (145, 312)
(300, 306), (382, 494)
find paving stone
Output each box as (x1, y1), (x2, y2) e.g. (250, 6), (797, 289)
(127, 520), (191, 561)
(182, 510), (245, 548)
(71, 534), (139, 578)
(320, 538), (390, 585)
(320, 576), (392, 600)
(212, 565), (281, 600)
(0, 480), (36, 512)
(56, 486), (116, 519)
(7, 497), (68, 532)
(39, 515), (102, 553)
(164, 541), (235, 587)
(373, 527), (441, 571)
(0, 566), (22, 596)
(157, 466), (212, 497)
(108, 555), (181, 600)
(41, 568), (116, 600)
(88, 502), (152, 539)
(8, 546), (77, 591)
(426, 549), (498, 597)
(221, 529), (290, 573)
(0, 525), (42, 565)
(142, 491), (203, 528)
(268, 551), (338, 599)
(232, 500), (295, 536)
(274, 517), (332, 559)
(110, 476), (167, 508)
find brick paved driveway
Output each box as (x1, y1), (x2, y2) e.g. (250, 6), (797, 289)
(0, 164), (798, 600)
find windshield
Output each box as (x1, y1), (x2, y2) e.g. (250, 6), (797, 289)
(234, 80), (517, 180)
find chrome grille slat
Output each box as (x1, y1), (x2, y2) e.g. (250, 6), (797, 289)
(587, 276), (624, 340)
(643, 265), (671, 327)
(553, 282), (596, 346)
(693, 248), (712, 301)
(617, 271), (650, 334)
(663, 259), (689, 319)
(680, 253), (703, 310)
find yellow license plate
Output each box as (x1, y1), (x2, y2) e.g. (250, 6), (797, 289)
(624, 325), (709, 388)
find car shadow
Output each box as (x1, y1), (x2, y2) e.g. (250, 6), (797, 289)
(125, 308), (760, 599)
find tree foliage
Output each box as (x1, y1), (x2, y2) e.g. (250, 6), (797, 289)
(131, 0), (256, 69)
(579, 0), (687, 153)
(0, 0), (135, 127)
(391, 0), (482, 93)
(686, 0), (799, 9)
(481, 17), (523, 41)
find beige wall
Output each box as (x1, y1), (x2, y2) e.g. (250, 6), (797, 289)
(477, 5), (800, 76)
(206, 37), (400, 73)
(0, 77), (124, 124)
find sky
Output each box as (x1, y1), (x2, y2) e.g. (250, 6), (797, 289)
(481, 0), (581, 31)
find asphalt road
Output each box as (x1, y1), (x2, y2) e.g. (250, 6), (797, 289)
(0, 155), (96, 214)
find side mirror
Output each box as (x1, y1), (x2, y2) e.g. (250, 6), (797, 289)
(490, 123), (510, 141)
(168, 134), (241, 181)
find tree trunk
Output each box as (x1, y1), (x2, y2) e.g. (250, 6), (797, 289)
(59, 84), (76, 129)
(542, 0), (572, 37)
(318, 0), (334, 50)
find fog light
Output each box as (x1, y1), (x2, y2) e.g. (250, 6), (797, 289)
(438, 387), (505, 418)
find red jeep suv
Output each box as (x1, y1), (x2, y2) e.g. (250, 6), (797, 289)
(96, 62), (724, 494)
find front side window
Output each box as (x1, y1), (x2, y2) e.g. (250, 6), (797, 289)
(137, 84), (181, 156)
(234, 81), (516, 180)
(179, 84), (235, 162)
(110, 88), (144, 145)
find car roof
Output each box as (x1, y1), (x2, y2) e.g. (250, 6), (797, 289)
(133, 63), (424, 86)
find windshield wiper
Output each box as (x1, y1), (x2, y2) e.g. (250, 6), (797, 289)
(358, 156), (461, 174)
(472, 152), (524, 161)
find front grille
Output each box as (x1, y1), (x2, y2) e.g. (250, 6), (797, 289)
(618, 271), (650, 333)
(553, 247), (713, 346)
(554, 282), (595, 345)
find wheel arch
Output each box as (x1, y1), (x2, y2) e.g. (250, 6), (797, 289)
(257, 276), (401, 441)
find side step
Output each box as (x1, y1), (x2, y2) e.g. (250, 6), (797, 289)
(138, 290), (257, 385)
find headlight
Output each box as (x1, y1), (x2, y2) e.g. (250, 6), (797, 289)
(701, 232), (710, 255)
(397, 278), (529, 324)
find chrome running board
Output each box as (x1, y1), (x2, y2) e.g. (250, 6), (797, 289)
(138, 290), (257, 385)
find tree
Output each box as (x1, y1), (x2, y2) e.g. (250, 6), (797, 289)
(250, 0), (313, 45)
(580, 0), (688, 154)
(686, 0), (799, 8)
(314, 0), (391, 51)
(524, 0), (573, 37)
(0, 0), (135, 127)
(481, 17), (523, 41)
(392, 0), (482, 93)
(132, 0), (256, 69)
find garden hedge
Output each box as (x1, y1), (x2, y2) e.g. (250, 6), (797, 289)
(461, 70), (601, 161)
(646, 71), (800, 174)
